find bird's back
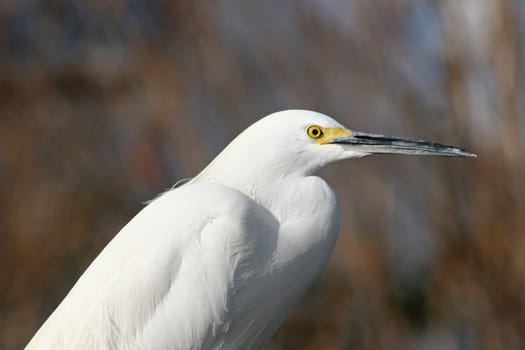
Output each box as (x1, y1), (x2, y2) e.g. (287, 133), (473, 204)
(26, 183), (283, 350)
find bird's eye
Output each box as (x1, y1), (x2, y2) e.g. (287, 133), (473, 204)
(307, 125), (324, 139)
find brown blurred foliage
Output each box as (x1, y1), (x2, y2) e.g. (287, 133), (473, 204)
(1, 1), (524, 349)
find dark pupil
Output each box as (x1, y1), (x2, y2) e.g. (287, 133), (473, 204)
(312, 129), (319, 136)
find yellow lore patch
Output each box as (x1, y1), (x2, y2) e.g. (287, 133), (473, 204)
(316, 127), (352, 144)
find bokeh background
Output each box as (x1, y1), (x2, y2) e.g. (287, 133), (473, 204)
(1, 1), (524, 349)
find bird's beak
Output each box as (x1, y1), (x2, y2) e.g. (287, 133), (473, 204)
(331, 131), (476, 157)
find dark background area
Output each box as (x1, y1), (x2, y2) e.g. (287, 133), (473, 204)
(1, 1), (524, 349)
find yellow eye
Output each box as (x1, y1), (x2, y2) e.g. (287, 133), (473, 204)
(307, 125), (324, 139)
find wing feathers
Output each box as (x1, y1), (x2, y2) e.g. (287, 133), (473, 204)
(26, 183), (276, 350)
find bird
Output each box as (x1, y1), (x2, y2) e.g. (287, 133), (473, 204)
(26, 110), (475, 350)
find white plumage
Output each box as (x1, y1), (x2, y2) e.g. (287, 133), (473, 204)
(27, 110), (474, 349)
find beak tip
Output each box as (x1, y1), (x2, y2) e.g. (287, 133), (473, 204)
(457, 149), (477, 158)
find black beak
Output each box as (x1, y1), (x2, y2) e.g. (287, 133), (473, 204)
(332, 131), (476, 157)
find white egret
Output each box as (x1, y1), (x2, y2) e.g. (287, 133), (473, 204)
(26, 110), (475, 349)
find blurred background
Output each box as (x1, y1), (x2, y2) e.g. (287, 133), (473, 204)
(1, 0), (524, 349)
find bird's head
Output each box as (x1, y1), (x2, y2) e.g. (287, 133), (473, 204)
(196, 110), (475, 188)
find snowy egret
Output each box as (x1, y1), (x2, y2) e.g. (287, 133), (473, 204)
(26, 110), (475, 349)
